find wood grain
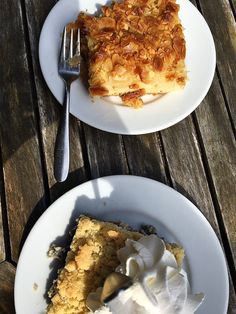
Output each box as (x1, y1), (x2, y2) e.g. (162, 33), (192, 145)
(161, 114), (236, 312)
(197, 0), (236, 128)
(0, 156), (5, 262)
(0, 199), (5, 262)
(195, 75), (236, 269)
(184, 0), (236, 308)
(0, 261), (15, 314)
(23, 0), (88, 202)
(83, 126), (128, 178)
(123, 133), (168, 183)
(161, 116), (219, 233)
(0, 0), (47, 262)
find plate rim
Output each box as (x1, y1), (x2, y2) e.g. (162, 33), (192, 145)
(38, 0), (216, 135)
(14, 175), (229, 313)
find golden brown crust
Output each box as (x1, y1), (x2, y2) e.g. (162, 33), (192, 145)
(89, 85), (109, 96)
(121, 89), (146, 108)
(74, 0), (186, 107)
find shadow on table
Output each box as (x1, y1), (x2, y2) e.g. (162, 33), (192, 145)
(18, 166), (87, 253)
(18, 132), (206, 256)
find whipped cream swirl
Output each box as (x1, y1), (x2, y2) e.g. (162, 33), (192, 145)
(87, 235), (204, 314)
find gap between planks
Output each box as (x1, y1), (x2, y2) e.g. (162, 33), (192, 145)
(0, 143), (11, 263)
(0, 261), (16, 314)
(20, 0), (51, 207)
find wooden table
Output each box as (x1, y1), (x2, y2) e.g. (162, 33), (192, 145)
(0, 0), (236, 312)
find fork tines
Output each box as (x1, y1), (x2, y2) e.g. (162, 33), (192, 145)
(59, 26), (80, 64)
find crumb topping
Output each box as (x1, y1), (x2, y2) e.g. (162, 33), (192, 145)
(47, 216), (141, 314)
(47, 216), (184, 314)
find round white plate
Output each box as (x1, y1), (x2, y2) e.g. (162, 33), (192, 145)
(15, 175), (228, 314)
(39, 0), (216, 135)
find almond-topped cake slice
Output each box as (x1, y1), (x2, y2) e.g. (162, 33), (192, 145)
(72, 0), (186, 108)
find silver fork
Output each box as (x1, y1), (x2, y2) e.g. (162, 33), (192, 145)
(54, 27), (80, 182)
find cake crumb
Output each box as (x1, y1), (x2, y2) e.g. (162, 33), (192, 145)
(140, 224), (157, 235)
(33, 283), (38, 291)
(47, 244), (66, 259)
(68, 55), (81, 67)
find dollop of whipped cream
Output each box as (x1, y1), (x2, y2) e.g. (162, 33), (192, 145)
(87, 235), (204, 314)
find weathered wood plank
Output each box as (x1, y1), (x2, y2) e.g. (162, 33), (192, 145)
(0, 154), (5, 262)
(195, 75), (236, 268)
(161, 116), (219, 232)
(0, 197), (5, 262)
(24, 0), (89, 202)
(47, 118), (89, 201)
(123, 133), (168, 183)
(0, 0), (47, 262)
(84, 126), (128, 178)
(161, 114), (236, 311)
(0, 261), (15, 314)
(197, 0), (236, 128)
(185, 0), (236, 307)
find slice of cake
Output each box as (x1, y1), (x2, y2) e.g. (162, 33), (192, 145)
(73, 0), (186, 107)
(47, 216), (184, 314)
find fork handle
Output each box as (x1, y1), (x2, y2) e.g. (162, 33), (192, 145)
(54, 82), (71, 182)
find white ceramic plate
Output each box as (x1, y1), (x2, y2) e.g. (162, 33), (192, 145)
(39, 0), (216, 135)
(15, 175), (228, 314)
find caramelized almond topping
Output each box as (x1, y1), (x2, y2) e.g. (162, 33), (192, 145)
(89, 86), (109, 96)
(74, 0), (186, 107)
(96, 17), (116, 31)
(121, 88), (145, 101)
(166, 73), (176, 81)
(177, 76), (186, 84)
(173, 37), (186, 59)
(121, 88), (146, 108)
(129, 83), (140, 89)
(166, 2), (179, 13)
(153, 56), (164, 71)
